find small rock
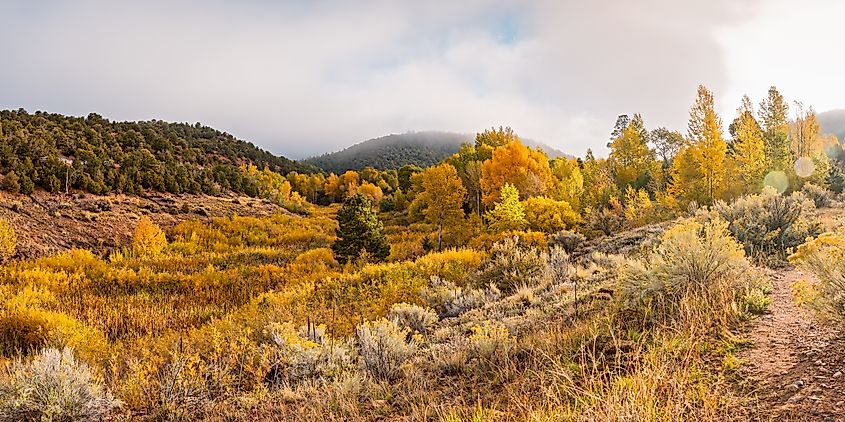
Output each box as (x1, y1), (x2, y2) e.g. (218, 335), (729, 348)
(835, 400), (844, 408)
(788, 393), (804, 403)
(833, 371), (842, 378)
(809, 395), (822, 402)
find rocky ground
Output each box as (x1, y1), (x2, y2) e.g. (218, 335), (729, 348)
(739, 267), (845, 421)
(0, 191), (291, 259)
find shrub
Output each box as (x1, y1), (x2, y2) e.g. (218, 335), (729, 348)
(132, 217), (167, 257)
(616, 219), (751, 325)
(356, 319), (416, 381)
(0, 220), (15, 262)
(801, 182), (833, 208)
(548, 230), (585, 254)
(468, 321), (514, 361)
(388, 303), (438, 334)
(789, 227), (845, 317)
(714, 188), (820, 259)
(422, 277), (500, 318)
(0, 347), (119, 421)
(474, 236), (548, 293)
(548, 245), (572, 284)
(265, 323), (355, 387)
(1, 171), (20, 194)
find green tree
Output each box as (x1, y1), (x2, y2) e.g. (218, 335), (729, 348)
(332, 194), (390, 263)
(398, 165), (423, 193)
(1, 171), (20, 193)
(486, 183), (527, 232)
(759, 86), (791, 171)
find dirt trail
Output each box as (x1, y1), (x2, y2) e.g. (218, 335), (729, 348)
(739, 267), (845, 421)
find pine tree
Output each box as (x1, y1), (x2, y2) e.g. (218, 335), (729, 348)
(332, 194), (390, 263)
(759, 86), (791, 171)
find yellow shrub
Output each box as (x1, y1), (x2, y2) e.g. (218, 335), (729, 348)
(133, 217), (167, 257)
(522, 196), (580, 233)
(0, 218), (16, 262)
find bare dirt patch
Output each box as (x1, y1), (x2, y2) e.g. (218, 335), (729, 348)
(739, 267), (845, 421)
(0, 191), (292, 259)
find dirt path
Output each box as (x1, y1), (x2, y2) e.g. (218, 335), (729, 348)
(739, 267), (845, 421)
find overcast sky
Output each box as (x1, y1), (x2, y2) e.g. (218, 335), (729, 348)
(1, 0), (843, 158)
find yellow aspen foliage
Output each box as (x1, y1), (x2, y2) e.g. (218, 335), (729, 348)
(550, 157), (584, 211)
(0, 218), (16, 262)
(486, 183), (527, 232)
(623, 186), (655, 228)
(522, 196), (580, 233)
(357, 181), (384, 206)
(133, 217), (167, 257)
(731, 95), (766, 193)
(410, 164), (467, 250)
(323, 173), (341, 201)
(481, 140), (554, 206)
(607, 114), (659, 191)
(670, 85), (728, 206)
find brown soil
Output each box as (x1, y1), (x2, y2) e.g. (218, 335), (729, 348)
(0, 191), (292, 259)
(739, 267), (845, 421)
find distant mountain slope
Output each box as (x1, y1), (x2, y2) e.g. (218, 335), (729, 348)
(0, 109), (317, 196)
(306, 131), (569, 174)
(819, 109), (845, 141)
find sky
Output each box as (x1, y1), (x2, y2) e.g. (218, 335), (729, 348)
(1, 0), (843, 159)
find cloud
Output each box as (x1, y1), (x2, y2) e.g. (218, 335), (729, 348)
(1, 0), (767, 158)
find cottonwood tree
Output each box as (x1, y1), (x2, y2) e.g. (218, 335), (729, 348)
(410, 164), (467, 250)
(480, 139), (553, 205)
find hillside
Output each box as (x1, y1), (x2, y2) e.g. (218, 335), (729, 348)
(819, 109), (845, 141)
(0, 191), (290, 259)
(0, 110), (317, 196)
(305, 131), (568, 173)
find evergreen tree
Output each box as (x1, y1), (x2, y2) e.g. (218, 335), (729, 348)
(759, 86), (791, 171)
(332, 194), (390, 263)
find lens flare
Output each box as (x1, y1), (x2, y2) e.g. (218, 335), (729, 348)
(794, 157), (815, 178)
(763, 171), (789, 193)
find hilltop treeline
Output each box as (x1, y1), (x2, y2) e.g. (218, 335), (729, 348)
(0, 110), (317, 196)
(305, 132), (468, 174)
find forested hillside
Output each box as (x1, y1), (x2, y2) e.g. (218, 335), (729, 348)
(306, 131), (568, 173)
(819, 109), (845, 141)
(0, 110), (317, 196)
(305, 132), (468, 173)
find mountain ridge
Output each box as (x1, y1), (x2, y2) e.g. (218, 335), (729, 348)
(819, 109), (845, 141)
(305, 131), (569, 174)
